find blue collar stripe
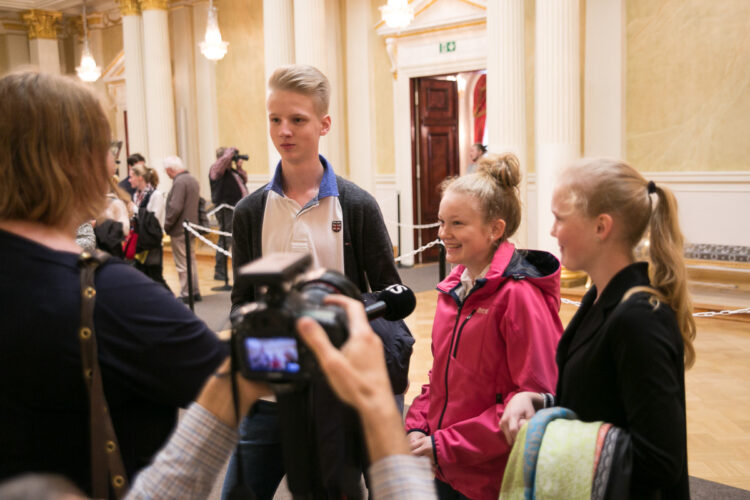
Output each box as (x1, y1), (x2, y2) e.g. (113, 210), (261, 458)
(265, 155), (339, 199)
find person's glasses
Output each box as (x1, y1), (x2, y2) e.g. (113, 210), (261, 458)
(110, 140), (123, 163)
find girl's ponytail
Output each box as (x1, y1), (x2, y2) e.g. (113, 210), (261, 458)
(648, 183), (696, 368)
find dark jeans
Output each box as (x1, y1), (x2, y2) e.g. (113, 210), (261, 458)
(435, 479), (471, 500)
(222, 396), (404, 500)
(221, 401), (284, 500)
(214, 208), (232, 279)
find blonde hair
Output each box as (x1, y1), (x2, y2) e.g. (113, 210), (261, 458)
(559, 158), (696, 368)
(268, 64), (330, 116)
(441, 152), (522, 244)
(0, 71), (111, 226)
(130, 164), (159, 189)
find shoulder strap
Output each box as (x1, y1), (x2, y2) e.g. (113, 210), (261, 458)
(77, 250), (128, 500)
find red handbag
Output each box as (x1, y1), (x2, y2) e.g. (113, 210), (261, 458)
(123, 230), (138, 260)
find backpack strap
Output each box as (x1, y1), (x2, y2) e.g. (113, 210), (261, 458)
(77, 250), (128, 499)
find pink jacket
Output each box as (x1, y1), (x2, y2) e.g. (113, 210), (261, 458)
(405, 241), (563, 500)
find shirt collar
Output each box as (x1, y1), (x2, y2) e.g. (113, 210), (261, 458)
(457, 263), (491, 301)
(266, 155), (339, 199)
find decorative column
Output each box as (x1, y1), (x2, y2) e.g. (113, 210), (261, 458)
(323, 0), (347, 178)
(535, 0), (581, 254)
(141, 0), (177, 187)
(117, 0), (149, 160)
(193, 0), (222, 197)
(345, 0), (376, 193)
(293, 0), (346, 172)
(486, 0), (527, 246)
(293, 0), (326, 72)
(263, 0), (295, 175)
(22, 10), (62, 74)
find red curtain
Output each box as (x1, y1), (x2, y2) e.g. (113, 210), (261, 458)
(473, 74), (487, 144)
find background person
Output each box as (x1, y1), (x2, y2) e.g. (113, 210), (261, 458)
(0, 70), (226, 495)
(118, 153), (145, 197)
(500, 158), (695, 499)
(128, 164), (169, 290)
(164, 155), (202, 303)
(466, 143), (487, 174)
(405, 153), (562, 500)
(209, 146), (248, 281)
(95, 151), (131, 258)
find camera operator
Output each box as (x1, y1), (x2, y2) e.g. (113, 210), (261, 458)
(130, 295), (433, 500)
(209, 147), (249, 281)
(0, 297), (435, 500)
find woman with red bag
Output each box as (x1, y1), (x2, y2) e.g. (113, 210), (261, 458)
(126, 164), (170, 290)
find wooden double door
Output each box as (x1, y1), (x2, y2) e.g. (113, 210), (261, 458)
(410, 76), (459, 263)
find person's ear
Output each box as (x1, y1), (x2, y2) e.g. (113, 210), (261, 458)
(595, 213), (614, 242)
(320, 114), (331, 136)
(489, 218), (506, 243)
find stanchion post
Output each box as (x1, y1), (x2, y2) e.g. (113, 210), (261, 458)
(397, 192), (402, 268)
(222, 246), (229, 287)
(184, 223), (195, 311)
(211, 205), (233, 292)
(439, 242), (446, 282)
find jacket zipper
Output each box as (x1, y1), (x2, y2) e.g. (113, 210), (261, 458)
(436, 303), (463, 431)
(452, 310), (476, 358)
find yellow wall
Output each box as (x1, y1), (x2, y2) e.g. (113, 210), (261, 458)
(0, 35), (8, 74)
(101, 24), (123, 69)
(626, 0), (750, 172)
(216, 0), (268, 175)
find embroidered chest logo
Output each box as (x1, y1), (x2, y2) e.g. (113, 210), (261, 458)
(475, 307), (489, 315)
(332, 220), (342, 232)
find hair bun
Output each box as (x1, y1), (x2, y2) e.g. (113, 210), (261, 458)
(477, 153), (521, 190)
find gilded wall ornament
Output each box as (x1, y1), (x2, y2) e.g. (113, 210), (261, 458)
(22, 10), (62, 40)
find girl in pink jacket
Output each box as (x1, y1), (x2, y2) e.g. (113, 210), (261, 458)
(405, 153), (563, 500)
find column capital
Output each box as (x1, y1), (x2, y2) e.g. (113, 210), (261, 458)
(22, 10), (62, 40)
(117, 0), (141, 16)
(140, 0), (169, 11)
(67, 17), (84, 39)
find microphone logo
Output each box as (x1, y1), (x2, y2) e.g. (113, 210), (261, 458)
(385, 284), (408, 294)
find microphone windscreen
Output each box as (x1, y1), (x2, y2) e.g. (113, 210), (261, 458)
(376, 284), (417, 321)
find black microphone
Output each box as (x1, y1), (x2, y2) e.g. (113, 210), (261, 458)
(365, 284), (417, 321)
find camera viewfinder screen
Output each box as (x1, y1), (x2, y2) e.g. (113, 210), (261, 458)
(244, 337), (300, 373)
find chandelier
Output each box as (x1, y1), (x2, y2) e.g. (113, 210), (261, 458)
(200, 0), (228, 61)
(380, 0), (414, 30)
(76, 1), (101, 82)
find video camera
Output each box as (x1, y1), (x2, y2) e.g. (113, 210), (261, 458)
(230, 253), (361, 385)
(232, 151), (249, 162)
(231, 252), (417, 386)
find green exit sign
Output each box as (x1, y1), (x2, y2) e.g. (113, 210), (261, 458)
(439, 41), (456, 53)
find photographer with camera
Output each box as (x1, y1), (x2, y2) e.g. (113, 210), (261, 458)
(209, 146), (249, 281)
(0, 295), (434, 500)
(137, 292), (430, 500)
